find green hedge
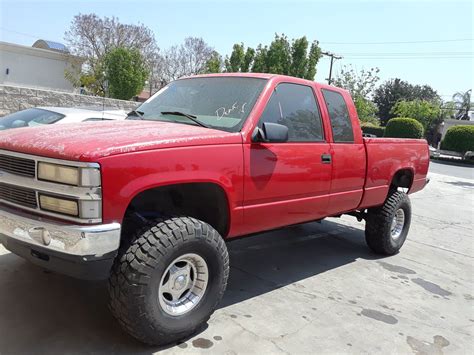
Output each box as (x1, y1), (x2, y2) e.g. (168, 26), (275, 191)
(440, 125), (474, 154)
(384, 118), (424, 139)
(361, 123), (385, 137)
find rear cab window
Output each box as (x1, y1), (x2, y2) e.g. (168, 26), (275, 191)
(322, 89), (354, 143)
(258, 83), (324, 142)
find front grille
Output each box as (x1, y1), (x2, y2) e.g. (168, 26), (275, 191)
(0, 183), (37, 208)
(0, 154), (36, 177)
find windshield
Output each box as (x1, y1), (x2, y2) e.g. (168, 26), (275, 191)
(136, 77), (267, 132)
(0, 108), (64, 130)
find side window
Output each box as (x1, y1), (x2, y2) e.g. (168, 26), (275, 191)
(322, 89), (354, 143)
(259, 83), (324, 142)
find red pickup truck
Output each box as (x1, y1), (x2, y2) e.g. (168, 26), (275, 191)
(0, 73), (429, 345)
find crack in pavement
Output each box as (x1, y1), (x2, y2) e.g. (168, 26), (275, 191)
(226, 316), (291, 354)
(408, 240), (474, 258)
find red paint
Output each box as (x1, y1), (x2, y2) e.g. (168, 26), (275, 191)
(0, 74), (429, 238)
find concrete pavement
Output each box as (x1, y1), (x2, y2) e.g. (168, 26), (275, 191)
(0, 167), (473, 354)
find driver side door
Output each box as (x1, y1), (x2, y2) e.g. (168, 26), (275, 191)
(241, 83), (332, 235)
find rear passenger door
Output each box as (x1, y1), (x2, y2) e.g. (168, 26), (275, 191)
(242, 83), (332, 234)
(321, 89), (366, 215)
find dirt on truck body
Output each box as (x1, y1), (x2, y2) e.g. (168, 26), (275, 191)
(0, 73), (429, 345)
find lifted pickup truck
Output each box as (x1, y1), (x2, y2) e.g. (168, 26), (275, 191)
(0, 73), (429, 345)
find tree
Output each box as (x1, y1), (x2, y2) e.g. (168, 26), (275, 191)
(226, 43), (245, 72)
(354, 96), (379, 124)
(223, 34), (322, 79)
(304, 41), (321, 80)
(391, 99), (441, 130)
(452, 89), (472, 120)
(251, 45), (268, 73)
(205, 51), (223, 73)
(104, 47), (148, 100)
(373, 79), (440, 125)
(242, 47), (255, 72)
(65, 14), (157, 95)
(439, 101), (457, 120)
(333, 65), (380, 124)
(333, 65), (380, 98)
(266, 34), (291, 74)
(158, 37), (215, 84)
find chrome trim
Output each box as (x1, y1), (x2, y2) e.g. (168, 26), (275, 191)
(0, 149), (100, 169)
(0, 201), (102, 224)
(0, 149), (102, 224)
(0, 204), (120, 257)
(0, 170), (101, 200)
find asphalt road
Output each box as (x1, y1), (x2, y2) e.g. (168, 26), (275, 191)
(0, 163), (472, 354)
(429, 160), (474, 180)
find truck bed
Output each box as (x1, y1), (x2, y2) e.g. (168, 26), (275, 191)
(358, 137), (430, 209)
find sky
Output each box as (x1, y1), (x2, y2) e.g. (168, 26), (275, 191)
(0, 0), (472, 100)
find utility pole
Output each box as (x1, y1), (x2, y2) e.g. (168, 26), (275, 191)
(321, 51), (342, 85)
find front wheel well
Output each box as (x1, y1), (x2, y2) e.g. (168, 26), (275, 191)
(122, 183), (230, 241)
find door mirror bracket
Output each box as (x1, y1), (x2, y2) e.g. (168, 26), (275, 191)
(252, 122), (289, 143)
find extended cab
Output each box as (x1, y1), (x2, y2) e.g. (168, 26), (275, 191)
(0, 73), (429, 345)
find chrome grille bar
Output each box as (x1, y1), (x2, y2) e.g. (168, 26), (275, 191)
(0, 154), (36, 177)
(0, 183), (37, 208)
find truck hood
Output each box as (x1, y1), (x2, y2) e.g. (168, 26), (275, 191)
(0, 120), (242, 161)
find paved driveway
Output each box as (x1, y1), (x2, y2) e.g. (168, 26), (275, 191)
(0, 165), (473, 354)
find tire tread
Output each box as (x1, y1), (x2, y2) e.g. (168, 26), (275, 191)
(365, 191), (411, 255)
(108, 216), (229, 345)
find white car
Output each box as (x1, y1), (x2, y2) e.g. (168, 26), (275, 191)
(0, 107), (129, 130)
(429, 145), (440, 158)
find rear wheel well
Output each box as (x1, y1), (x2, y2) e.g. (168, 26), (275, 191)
(390, 169), (414, 191)
(122, 183), (230, 241)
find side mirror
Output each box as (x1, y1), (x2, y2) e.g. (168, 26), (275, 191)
(252, 122), (289, 143)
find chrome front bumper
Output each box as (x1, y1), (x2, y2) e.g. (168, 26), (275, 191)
(0, 204), (120, 258)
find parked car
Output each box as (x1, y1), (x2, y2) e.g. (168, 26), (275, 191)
(429, 145), (440, 158)
(0, 107), (128, 130)
(0, 73), (430, 346)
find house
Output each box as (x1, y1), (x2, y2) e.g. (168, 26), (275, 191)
(0, 40), (84, 92)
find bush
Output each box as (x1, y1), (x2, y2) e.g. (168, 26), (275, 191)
(361, 123), (385, 137)
(384, 118), (424, 139)
(440, 125), (474, 154)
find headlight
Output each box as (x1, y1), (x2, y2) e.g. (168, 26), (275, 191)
(38, 162), (100, 187)
(39, 195), (101, 219)
(39, 195), (79, 216)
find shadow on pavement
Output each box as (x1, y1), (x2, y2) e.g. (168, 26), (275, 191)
(443, 180), (474, 188)
(0, 219), (379, 354)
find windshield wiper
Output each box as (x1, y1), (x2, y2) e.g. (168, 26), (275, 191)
(127, 110), (145, 119)
(161, 111), (209, 128)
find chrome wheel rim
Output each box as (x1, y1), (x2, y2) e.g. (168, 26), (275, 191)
(158, 253), (209, 316)
(390, 209), (405, 241)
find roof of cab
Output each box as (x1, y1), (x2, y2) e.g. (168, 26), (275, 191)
(179, 72), (349, 94)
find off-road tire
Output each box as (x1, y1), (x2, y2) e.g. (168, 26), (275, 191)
(365, 190), (411, 255)
(108, 217), (229, 346)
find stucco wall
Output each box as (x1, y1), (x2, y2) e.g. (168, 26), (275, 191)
(0, 84), (137, 117)
(0, 41), (82, 92)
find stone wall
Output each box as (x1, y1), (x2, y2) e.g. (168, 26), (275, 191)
(0, 84), (138, 116)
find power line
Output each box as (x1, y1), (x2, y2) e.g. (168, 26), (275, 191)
(346, 56), (473, 60)
(0, 27), (41, 40)
(339, 51), (474, 56)
(321, 51), (342, 85)
(320, 38), (474, 45)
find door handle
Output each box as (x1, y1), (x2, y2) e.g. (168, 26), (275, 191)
(321, 154), (332, 164)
